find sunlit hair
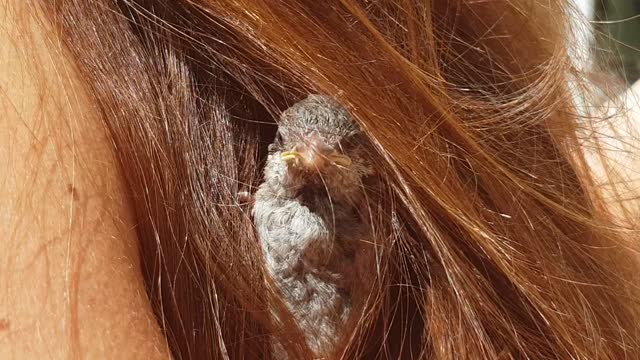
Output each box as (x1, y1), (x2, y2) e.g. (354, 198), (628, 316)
(34, 0), (640, 358)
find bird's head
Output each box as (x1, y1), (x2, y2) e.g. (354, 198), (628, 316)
(265, 95), (372, 200)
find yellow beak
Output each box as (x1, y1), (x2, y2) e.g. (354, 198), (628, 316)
(281, 151), (301, 161)
(281, 150), (351, 168)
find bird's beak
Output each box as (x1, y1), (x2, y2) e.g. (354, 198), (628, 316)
(281, 151), (300, 162)
(281, 145), (351, 171)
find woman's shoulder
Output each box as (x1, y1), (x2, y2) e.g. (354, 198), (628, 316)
(0, 2), (170, 358)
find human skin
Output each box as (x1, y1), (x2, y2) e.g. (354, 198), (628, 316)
(0, 1), (170, 358)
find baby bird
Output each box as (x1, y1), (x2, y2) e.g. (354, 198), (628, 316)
(252, 95), (374, 357)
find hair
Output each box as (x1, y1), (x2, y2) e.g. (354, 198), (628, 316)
(29, 0), (640, 358)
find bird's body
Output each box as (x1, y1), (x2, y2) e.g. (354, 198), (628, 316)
(253, 183), (361, 353)
(251, 95), (373, 357)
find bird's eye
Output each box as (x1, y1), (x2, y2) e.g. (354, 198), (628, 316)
(275, 131), (284, 144)
(337, 134), (358, 153)
(268, 131), (285, 152)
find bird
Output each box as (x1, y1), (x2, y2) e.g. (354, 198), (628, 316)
(250, 94), (375, 358)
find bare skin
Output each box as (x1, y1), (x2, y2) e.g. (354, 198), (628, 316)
(0, 2), (170, 359)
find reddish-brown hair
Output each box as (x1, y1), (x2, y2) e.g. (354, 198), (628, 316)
(34, 0), (640, 358)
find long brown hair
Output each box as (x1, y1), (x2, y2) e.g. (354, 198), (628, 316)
(34, 0), (640, 358)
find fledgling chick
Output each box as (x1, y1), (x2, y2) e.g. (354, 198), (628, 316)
(252, 94), (374, 358)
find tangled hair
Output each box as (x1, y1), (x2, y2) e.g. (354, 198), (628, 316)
(29, 0), (640, 358)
